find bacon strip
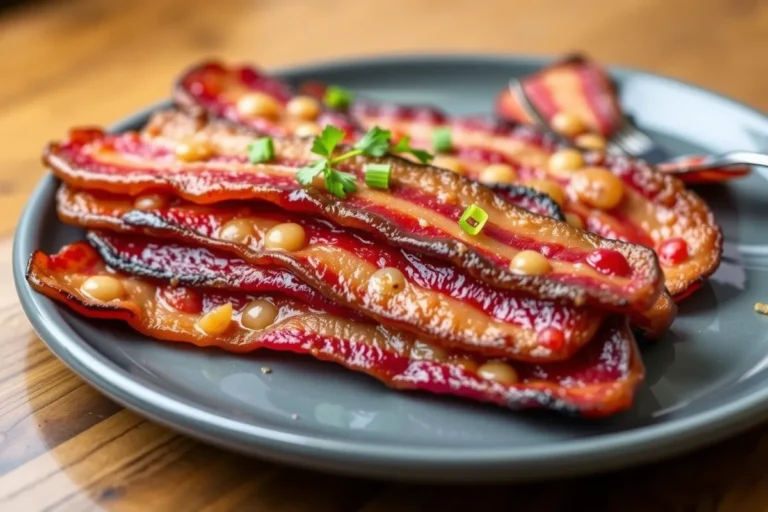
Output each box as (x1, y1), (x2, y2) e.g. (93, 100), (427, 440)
(493, 55), (749, 184)
(45, 111), (663, 314)
(26, 242), (644, 417)
(352, 105), (721, 299)
(86, 228), (674, 341)
(57, 185), (605, 361)
(495, 55), (622, 137)
(174, 61), (359, 139)
(86, 231), (360, 319)
(171, 61), (719, 299)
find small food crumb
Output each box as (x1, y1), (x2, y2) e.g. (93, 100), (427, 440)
(261, 366), (272, 374)
(291, 413), (300, 420)
(755, 302), (768, 315)
(169, 277), (180, 288)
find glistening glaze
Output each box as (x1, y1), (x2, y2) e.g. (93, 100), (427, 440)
(25, 241), (645, 418)
(59, 186), (605, 360)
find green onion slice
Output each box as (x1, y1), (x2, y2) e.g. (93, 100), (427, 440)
(364, 163), (391, 189)
(248, 137), (275, 163)
(432, 127), (453, 153)
(324, 85), (354, 109)
(458, 204), (488, 235)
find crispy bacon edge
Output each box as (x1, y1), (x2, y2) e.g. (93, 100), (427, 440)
(25, 242), (645, 417)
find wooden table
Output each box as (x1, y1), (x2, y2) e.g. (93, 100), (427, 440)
(1, 0), (767, 509)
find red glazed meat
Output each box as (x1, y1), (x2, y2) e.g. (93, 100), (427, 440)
(44, 111), (664, 314)
(171, 60), (719, 299)
(495, 55), (622, 137)
(352, 104), (721, 299)
(58, 186), (607, 361)
(26, 242), (645, 417)
(494, 55), (749, 184)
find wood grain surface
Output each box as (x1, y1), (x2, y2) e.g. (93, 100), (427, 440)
(1, 0), (767, 510)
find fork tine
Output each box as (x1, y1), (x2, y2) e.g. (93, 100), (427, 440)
(508, 79), (569, 145)
(509, 79), (549, 128)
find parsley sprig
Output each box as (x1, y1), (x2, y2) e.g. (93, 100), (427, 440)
(296, 126), (434, 198)
(393, 135), (433, 164)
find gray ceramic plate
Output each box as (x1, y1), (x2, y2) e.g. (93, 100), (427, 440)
(13, 55), (768, 483)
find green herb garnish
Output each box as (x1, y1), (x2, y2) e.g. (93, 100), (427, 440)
(323, 85), (354, 109)
(353, 126), (392, 157)
(296, 125), (431, 199)
(432, 127), (453, 153)
(310, 125), (345, 158)
(296, 126), (358, 199)
(393, 135), (433, 164)
(458, 204), (488, 235)
(247, 137), (275, 163)
(364, 163), (391, 189)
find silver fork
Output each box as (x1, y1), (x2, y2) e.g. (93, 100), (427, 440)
(611, 116), (669, 163)
(508, 78), (570, 146)
(663, 151), (768, 175)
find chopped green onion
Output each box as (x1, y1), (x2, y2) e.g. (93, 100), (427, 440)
(248, 137), (275, 163)
(324, 85), (354, 109)
(458, 204), (488, 236)
(432, 127), (453, 153)
(364, 163), (391, 189)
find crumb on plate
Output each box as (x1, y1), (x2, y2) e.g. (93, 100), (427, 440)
(755, 302), (768, 315)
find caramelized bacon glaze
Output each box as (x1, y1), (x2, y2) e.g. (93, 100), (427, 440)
(26, 242), (644, 417)
(171, 61), (720, 299)
(351, 104), (720, 299)
(58, 186), (606, 361)
(175, 61), (359, 139)
(44, 111), (664, 314)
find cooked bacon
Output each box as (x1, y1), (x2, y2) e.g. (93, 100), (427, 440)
(87, 229), (674, 341)
(45, 111), (664, 314)
(26, 242), (644, 417)
(171, 61), (719, 298)
(495, 55), (622, 137)
(486, 184), (565, 220)
(86, 231), (360, 319)
(58, 185), (606, 361)
(175, 61), (359, 139)
(352, 105), (721, 298)
(494, 55), (749, 184)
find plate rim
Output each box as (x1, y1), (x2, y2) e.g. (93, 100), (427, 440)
(14, 53), (768, 482)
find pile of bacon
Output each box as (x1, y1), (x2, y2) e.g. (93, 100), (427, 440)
(27, 56), (731, 417)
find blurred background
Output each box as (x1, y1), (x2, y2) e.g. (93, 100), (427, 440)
(0, 0), (766, 232)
